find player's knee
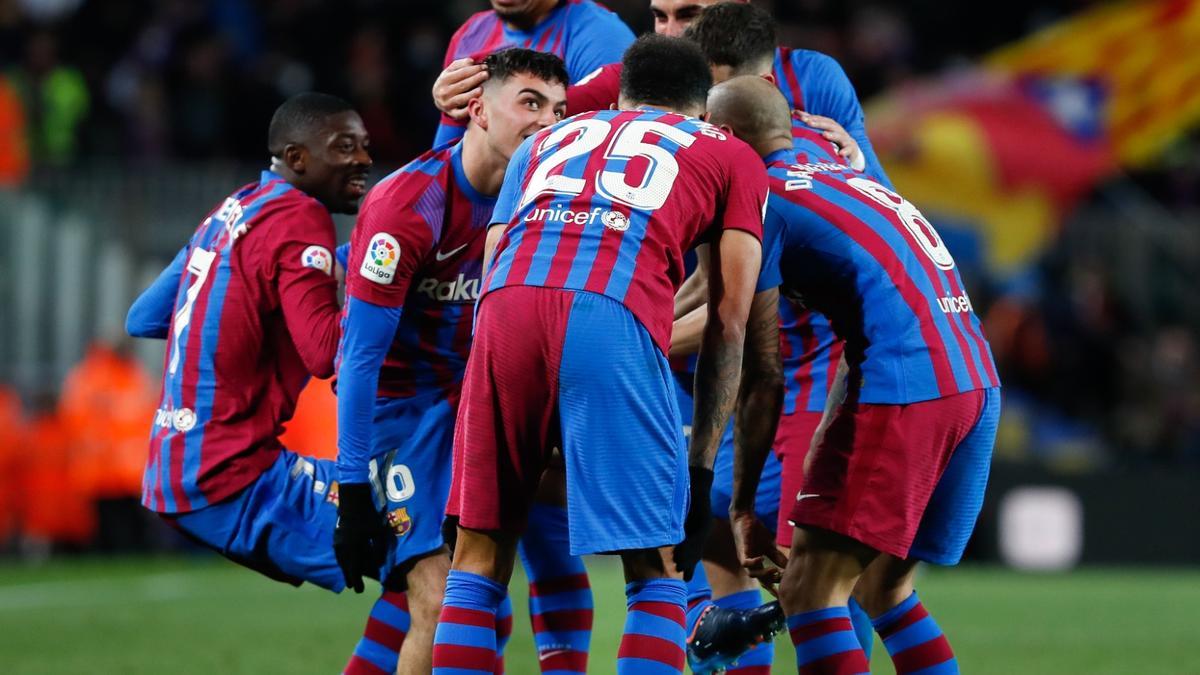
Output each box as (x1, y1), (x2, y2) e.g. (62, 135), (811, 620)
(855, 555), (917, 616)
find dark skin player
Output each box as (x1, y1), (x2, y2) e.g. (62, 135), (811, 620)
(268, 109), (373, 216)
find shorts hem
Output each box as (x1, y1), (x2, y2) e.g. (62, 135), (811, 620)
(568, 532), (683, 557)
(787, 514), (910, 560)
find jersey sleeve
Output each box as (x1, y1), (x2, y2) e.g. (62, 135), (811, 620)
(800, 53), (893, 188)
(718, 143), (770, 241)
(566, 63), (621, 116)
(271, 202), (342, 379)
(756, 205), (785, 292)
(490, 136), (535, 226)
(126, 246), (186, 339)
(563, 5), (635, 82)
(336, 296), (403, 483)
(431, 21), (476, 148)
(345, 189), (438, 308)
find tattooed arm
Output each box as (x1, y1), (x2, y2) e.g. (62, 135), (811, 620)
(690, 230), (761, 470)
(731, 286), (784, 513)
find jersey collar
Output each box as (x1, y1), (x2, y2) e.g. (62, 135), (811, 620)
(450, 141), (496, 206)
(764, 148), (798, 167)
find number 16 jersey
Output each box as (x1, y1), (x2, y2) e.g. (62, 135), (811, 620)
(485, 109), (769, 354)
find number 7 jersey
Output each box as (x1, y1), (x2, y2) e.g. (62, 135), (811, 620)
(484, 109), (769, 353)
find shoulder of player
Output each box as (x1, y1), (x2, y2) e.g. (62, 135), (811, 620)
(447, 10), (499, 54)
(782, 46), (845, 73)
(563, 0), (624, 25)
(362, 148), (452, 213)
(254, 185), (334, 233)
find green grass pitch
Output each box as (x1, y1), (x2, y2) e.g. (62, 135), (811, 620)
(0, 556), (1196, 673)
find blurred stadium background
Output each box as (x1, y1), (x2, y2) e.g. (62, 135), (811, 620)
(0, 0), (1198, 672)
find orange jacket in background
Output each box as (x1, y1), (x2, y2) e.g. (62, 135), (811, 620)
(59, 343), (158, 500)
(279, 377), (338, 461)
(0, 387), (25, 542)
(23, 411), (95, 544)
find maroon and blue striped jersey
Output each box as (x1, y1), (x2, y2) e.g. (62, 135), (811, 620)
(143, 172), (342, 513)
(433, 0), (634, 147)
(484, 108), (769, 354)
(344, 142), (495, 400)
(779, 298), (843, 415)
(766, 139), (999, 404)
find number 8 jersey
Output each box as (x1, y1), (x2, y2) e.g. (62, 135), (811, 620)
(769, 136), (1000, 404)
(484, 109), (769, 354)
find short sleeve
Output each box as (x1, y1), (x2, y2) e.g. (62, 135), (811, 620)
(563, 4), (635, 82)
(756, 205), (785, 292)
(345, 189), (438, 308)
(719, 142), (770, 242)
(490, 135), (535, 227)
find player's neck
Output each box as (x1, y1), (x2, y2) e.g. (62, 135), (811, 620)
(502, 0), (559, 31)
(757, 137), (794, 160)
(460, 131), (506, 197)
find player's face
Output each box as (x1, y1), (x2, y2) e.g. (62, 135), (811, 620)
(483, 73), (567, 160)
(650, 0), (719, 37)
(304, 111), (373, 214)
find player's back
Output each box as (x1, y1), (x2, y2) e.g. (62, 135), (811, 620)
(145, 172), (339, 513)
(766, 149), (999, 405)
(484, 108), (768, 353)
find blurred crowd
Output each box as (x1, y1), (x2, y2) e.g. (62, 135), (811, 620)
(1, 0), (1199, 553)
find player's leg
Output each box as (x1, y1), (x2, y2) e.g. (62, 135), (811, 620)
(364, 395), (457, 673)
(856, 387), (1000, 675)
(344, 584), (411, 675)
(434, 287), (572, 674)
(555, 291), (690, 675)
(778, 527), (875, 674)
(518, 472), (592, 675)
(776, 412), (875, 658)
(493, 593), (513, 675)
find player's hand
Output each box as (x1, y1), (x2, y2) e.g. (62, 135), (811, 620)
(797, 111), (866, 172)
(729, 509), (788, 596)
(333, 482), (386, 593)
(432, 58), (490, 120)
(674, 466), (714, 581)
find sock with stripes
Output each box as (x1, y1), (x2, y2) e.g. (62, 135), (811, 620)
(683, 562), (714, 637)
(848, 597), (875, 659)
(618, 578), (688, 674)
(432, 570), (507, 674)
(872, 591), (958, 674)
(493, 593), (514, 674)
(714, 589), (773, 674)
(787, 606), (870, 674)
(343, 590), (409, 675)
(519, 503), (592, 673)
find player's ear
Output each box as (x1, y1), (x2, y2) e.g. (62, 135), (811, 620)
(467, 97), (488, 130)
(283, 143), (307, 174)
(760, 73), (776, 85)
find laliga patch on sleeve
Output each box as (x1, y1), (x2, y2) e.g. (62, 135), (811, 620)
(360, 233), (401, 284)
(301, 245), (333, 275)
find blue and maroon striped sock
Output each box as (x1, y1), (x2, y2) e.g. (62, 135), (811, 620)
(493, 593), (513, 674)
(520, 504), (592, 674)
(684, 562), (714, 638)
(343, 590), (409, 675)
(848, 597), (875, 659)
(432, 570), (506, 674)
(872, 591), (958, 674)
(715, 589), (773, 674)
(618, 578), (687, 674)
(787, 606), (871, 674)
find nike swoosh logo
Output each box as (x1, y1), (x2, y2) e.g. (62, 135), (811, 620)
(795, 493), (823, 501)
(435, 244), (468, 261)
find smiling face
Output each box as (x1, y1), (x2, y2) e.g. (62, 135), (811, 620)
(649, 0), (721, 37)
(295, 110), (373, 214)
(476, 71), (567, 161)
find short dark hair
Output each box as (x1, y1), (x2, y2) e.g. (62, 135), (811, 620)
(267, 92), (355, 156)
(483, 48), (569, 89)
(684, 2), (777, 76)
(620, 34), (712, 111)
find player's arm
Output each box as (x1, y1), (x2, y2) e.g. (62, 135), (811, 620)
(675, 151), (769, 578)
(431, 27), (477, 148)
(673, 243), (709, 320)
(275, 207), (341, 378)
(804, 52), (893, 188)
(565, 63), (621, 116)
(126, 246), (186, 339)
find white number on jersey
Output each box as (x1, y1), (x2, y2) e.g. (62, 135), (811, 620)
(169, 247), (217, 375)
(520, 117), (697, 212)
(847, 177), (956, 271)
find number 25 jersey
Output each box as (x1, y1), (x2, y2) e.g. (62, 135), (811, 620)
(485, 109), (769, 354)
